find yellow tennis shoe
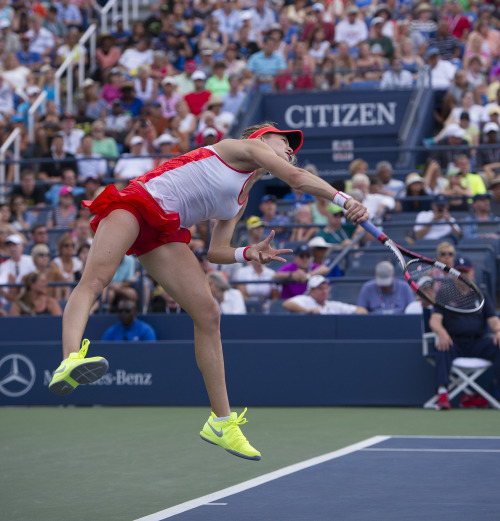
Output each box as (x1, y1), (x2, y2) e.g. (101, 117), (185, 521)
(200, 408), (261, 461)
(48, 339), (109, 396)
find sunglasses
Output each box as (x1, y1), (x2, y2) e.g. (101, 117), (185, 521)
(438, 251), (455, 256)
(36, 253), (50, 257)
(118, 308), (135, 313)
(62, 243), (75, 247)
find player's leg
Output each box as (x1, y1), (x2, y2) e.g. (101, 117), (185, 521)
(139, 242), (261, 460)
(49, 210), (140, 396)
(139, 241), (229, 416)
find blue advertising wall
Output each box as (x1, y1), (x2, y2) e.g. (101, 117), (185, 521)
(0, 315), (443, 407)
(246, 90), (417, 172)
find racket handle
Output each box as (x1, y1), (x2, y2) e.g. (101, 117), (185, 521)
(360, 220), (384, 241)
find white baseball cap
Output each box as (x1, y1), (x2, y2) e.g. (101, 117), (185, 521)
(307, 275), (328, 291)
(484, 122), (499, 134)
(191, 71), (206, 81)
(130, 136), (144, 146)
(308, 236), (334, 249)
(6, 234), (23, 245)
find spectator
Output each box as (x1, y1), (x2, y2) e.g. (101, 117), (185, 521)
(302, 3), (335, 44)
(110, 15), (132, 48)
(90, 119), (119, 159)
(158, 76), (182, 119)
(207, 271), (246, 314)
(0, 234), (36, 301)
(247, 35), (287, 86)
(404, 275), (435, 322)
(462, 193), (500, 239)
(413, 194), (463, 241)
(376, 160), (404, 197)
(315, 203), (355, 250)
(56, 27), (87, 69)
(357, 261), (415, 314)
(455, 154), (487, 196)
(149, 286), (185, 314)
(477, 122), (500, 173)
(73, 176), (101, 208)
(153, 133), (179, 166)
(212, 0), (242, 41)
(249, 0), (276, 37)
(60, 112), (85, 156)
(351, 173), (396, 219)
(0, 74), (14, 118)
(118, 37), (154, 75)
(30, 243), (65, 297)
(334, 5), (367, 49)
(223, 43), (246, 77)
(428, 18), (461, 61)
(100, 67), (124, 106)
(25, 14), (56, 60)
(102, 298), (157, 341)
(398, 37), (424, 77)
(81, 78), (107, 122)
(50, 231), (81, 300)
(443, 0), (471, 42)
(76, 135), (107, 182)
(38, 134), (78, 183)
(206, 61), (230, 96)
(44, 167), (84, 207)
(220, 74), (243, 116)
(48, 186), (77, 229)
(353, 41), (384, 82)
(43, 5), (67, 42)
(369, 16), (394, 59)
(273, 244), (320, 299)
(104, 99), (131, 144)
(283, 274), (366, 314)
(429, 257), (500, 410)
(103, 254), (138, 312)
(173, 59), (197, 95)
(424, 45), (457, 92)
(439, 168), (470, 212)
(114, 136), (154, 185)
(9, 270), (62, 316)
(289, 204), (318, 243)
(8, 193), (34, 232)
(430, 124), (470, 170)
(184, 70), (211, 116)
(1, 18), (20, 54)
(16, 31), (41, 70)
(145, 100), (169, 136)
(0, 223), (10, 259)
(95, 34), (121, 82)
(306, 236), (341, 278)
(133, 64), (158, 105)
(9, 169), (46, 207)
(73, 217), (93, 250)
(205, 95), (234, 134)
(235, 258), (279, 311)
(307, 26), (331, 68)
(260, 194), (290, 244)
(29, 224), (50, 251)
(238, 215), (265, 247)
(380, 55), (413, 90)
(410, 2), (437, 40)
(1, 52), (32, 98)
(119, 81), (144, 118)
(396, 173), (431, 213)
(56, 0), (83, 29)
(488, 176), (500, 216)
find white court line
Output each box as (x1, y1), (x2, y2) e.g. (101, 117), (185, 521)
(364, 448), (500, 453)
(388, 435), (500, 440)
(134, 435), (390, 521)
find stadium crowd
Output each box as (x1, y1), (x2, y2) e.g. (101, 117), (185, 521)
(1, 0), (500, 317)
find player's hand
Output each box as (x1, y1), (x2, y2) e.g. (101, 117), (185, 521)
(436, 332), (453, 351)
(344, 199), (368, 223)
(250, 230), (292, 264)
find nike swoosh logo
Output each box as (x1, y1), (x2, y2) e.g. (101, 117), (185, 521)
(54, 365), (66, 374)
(209, 423), (223, 437)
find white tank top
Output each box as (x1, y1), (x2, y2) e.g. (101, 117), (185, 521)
(135, 146), (255, 228)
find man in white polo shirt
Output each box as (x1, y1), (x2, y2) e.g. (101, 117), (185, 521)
(283, 275), (367, 314)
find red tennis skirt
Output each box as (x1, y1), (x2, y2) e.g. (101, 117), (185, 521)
(82, 182), (191, 257)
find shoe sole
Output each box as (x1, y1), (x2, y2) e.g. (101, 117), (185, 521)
(49, 359), (109, 396)
(200, 434), (261, 461)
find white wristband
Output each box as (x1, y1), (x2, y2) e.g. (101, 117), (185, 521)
(333, 191), (352, 209)
(234, 247), (250, 263)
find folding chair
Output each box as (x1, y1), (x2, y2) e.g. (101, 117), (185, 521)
(422, 332), (500, 410)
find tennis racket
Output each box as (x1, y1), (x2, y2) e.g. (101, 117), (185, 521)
(360, 220), (484, 314)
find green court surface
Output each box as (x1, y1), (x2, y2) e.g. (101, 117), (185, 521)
(2, 406), (499, 521)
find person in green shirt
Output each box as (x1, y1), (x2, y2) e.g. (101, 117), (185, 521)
(315, 203), (356, 250)
(205, 60), (231, 96)
(90, 120), (120, 159)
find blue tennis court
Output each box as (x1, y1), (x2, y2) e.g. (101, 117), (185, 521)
(136, 436), (500, 521)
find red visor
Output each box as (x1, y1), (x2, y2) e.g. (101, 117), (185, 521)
(247, 126), (303, 154)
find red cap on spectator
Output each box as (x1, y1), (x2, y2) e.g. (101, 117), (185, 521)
(184, 60), (197, 72)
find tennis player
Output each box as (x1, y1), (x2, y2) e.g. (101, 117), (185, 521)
(48, 123), (368, 460)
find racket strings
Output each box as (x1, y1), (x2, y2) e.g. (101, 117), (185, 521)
(407, 262), (480, 311)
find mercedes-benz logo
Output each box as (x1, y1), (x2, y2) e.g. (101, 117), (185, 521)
(0, 354), (36, 397)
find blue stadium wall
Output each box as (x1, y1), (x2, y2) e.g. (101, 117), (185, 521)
(0, 314), (444, 407)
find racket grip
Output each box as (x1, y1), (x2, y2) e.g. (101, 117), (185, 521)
(360, 220), (384, 240)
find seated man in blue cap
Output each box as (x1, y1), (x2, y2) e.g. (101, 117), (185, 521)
(414, 193), (463, 241)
